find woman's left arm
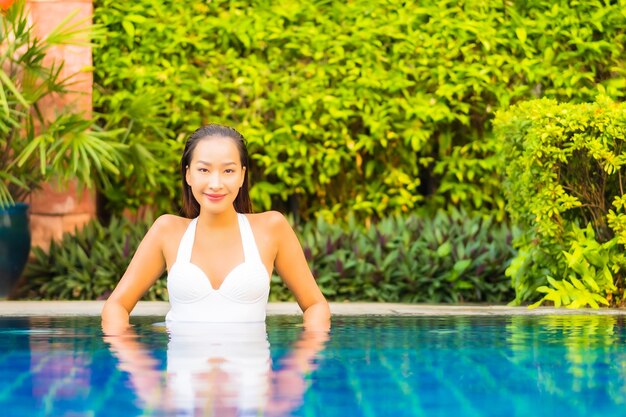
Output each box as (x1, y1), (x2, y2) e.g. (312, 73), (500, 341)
(270, 212), (331, 330)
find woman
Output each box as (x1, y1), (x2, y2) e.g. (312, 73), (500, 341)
(101, 124), (331, 334)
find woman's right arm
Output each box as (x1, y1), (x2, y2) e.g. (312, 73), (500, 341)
(101, 215), (172, 335)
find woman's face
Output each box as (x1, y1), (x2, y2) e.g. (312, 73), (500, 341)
(185, 136), (246, 214)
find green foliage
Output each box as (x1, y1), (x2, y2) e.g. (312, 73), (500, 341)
(530, 224), (620, 309)
(92, 0), (626, 220)
(19, 210), (513, 303)
(495, 97), (626, 307)
(16, 216), (167, 301)
(270, 209), (515, 303)
(607, 194), (626, 246)
(0, 0), (125, 208)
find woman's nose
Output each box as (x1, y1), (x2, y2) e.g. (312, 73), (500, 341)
(208, 172), (222, 188)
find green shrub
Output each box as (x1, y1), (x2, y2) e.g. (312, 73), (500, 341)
(271, 209), (515, 303)
(16, 216), (167, 300)
(92, 0), (626, 220)
(18, 210), (514, 303)
(495, 96), (626, 308)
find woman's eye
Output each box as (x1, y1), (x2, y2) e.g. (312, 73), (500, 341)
(198, 168), (209, 173)
(225, 169), (234, 174)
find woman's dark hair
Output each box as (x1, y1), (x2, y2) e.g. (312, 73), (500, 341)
(180, 124), (252, 217)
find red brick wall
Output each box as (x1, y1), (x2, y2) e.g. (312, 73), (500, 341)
(26, 0), (95, 251)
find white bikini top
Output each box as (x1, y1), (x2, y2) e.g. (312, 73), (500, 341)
(165, 213), (270, 323)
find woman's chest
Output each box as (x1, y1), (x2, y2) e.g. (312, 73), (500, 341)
(162, 222), (277, 276)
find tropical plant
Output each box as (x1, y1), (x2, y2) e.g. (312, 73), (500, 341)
(15, 214), (167, 300)
(0, 0), (123, 208)
(271, 209), (515, 303)
(496, 96), (626, 308)
(92, 0), (626, 220)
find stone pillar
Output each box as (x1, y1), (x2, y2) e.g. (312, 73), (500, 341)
(26, 0), (95, 251)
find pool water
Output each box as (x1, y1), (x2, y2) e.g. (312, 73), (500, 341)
(1, 314), (625, 416)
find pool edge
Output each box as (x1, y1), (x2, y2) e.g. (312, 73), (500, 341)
(0, 301), (625, 317)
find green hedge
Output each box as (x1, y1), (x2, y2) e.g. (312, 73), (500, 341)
(16, 210), (514, 303)
(16, 216), (168, 301)
(92, 0), (626, 220)
(495, 96), (626, 308)
(272, 209), (514, 303)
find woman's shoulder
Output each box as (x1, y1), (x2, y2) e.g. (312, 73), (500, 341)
(245, 211), (288, 227)
(245, 211), (293, 236)
(150, 213), (193, 235)
(244, 212), (294, 253)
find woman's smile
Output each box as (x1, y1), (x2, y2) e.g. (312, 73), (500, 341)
(204, 193), (227, 202)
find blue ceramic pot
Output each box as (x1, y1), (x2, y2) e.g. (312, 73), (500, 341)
(0, 202), (31, 298)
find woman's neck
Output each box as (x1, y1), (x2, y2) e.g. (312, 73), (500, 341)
(197, 208), (239, 230)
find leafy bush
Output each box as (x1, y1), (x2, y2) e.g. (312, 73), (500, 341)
(16, 216), (167, 300)
(0, 0), (125, 208)
(495, 96), (626, 308)
(271, 209), (515, 303)
(92, 0), (626, 220)
(18, 210), (514, 303)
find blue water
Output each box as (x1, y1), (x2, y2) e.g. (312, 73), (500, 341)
(1, 314), (625, 416)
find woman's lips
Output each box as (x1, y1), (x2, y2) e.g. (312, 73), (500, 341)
(205, 193), (226, 202)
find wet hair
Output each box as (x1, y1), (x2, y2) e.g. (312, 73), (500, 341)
(180, 124), (252, 217)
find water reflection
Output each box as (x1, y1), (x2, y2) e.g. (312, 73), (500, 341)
(505, 315), (626, 404)
(3, 316), (626, 416)
(104, 321), (329, 416)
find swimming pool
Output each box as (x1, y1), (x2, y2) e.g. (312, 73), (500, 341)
(0, 314), (625, 416)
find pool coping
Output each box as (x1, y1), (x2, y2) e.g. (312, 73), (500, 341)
(0, 301), (625, 317)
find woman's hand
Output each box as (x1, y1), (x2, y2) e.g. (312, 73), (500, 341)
(101, 301), (132, 336)
(303, 302), (331, 331)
